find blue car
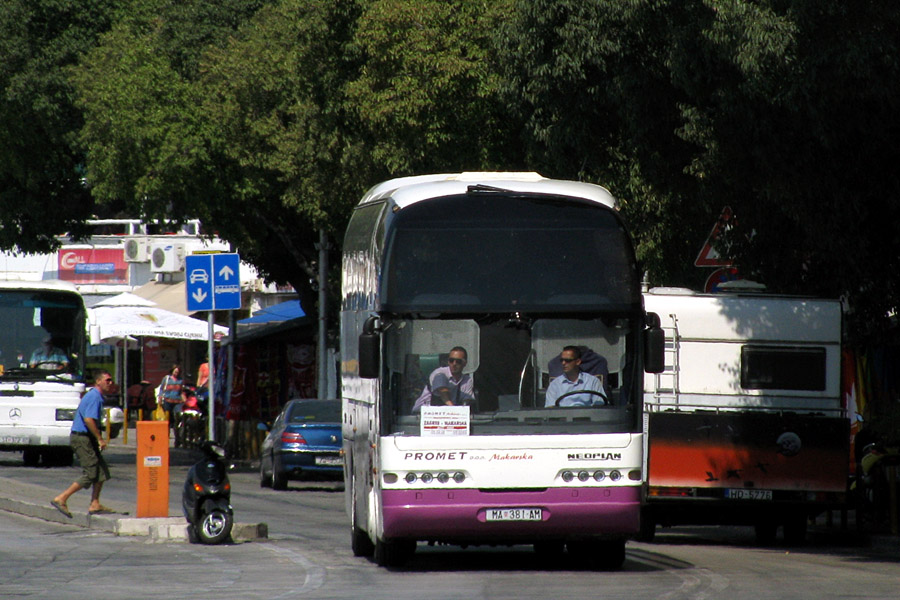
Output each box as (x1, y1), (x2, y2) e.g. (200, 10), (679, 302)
(260, 398), (343, 490)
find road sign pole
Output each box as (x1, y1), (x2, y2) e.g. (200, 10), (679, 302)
(208, 313), (215, 442)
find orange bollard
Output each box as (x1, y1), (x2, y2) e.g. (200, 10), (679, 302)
(136, 421), (170, 517)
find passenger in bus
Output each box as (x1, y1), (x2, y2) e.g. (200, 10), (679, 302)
(29, 335), (69, 370)
(411, 346), (475, 414)
(544, 346), (607, 407)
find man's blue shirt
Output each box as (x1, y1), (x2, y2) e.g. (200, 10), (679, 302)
(544, 371), (606, 407)
(72, 387), (103, 434)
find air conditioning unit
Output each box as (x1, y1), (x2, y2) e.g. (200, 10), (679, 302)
(123, 237), (150, 262)
(149, 242), (186, 273)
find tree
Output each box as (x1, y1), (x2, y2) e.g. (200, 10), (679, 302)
(0, 0), (123, 252)
(498, 0), (900, 340)
(348, 0), (522, 176)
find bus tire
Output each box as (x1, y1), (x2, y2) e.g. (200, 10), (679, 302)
(374, 538), (415, 568)
(22, 448), (40, 467)
(636, 509), (656, 543)
(566, 539), (626, 570)
(352, 526), (375, 557)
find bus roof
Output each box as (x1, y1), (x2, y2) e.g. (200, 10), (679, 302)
(0, 279), (81, 294)
(359, 172), (617, 209)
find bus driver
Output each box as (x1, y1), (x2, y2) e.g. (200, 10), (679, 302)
(412, 346), (475, 414)
(545, 346), (607, 407)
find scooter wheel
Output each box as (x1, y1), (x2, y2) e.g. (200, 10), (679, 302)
(197, 509), (233, 545)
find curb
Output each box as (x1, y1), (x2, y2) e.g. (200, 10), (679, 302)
(0, 495), (267, 542)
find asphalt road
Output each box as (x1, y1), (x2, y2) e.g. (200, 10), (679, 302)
(3, 439), (900, 600)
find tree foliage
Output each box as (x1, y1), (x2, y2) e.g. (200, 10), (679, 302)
(3, 0), (899, 341)
(0, 0), (123, 252)
(499, 0), (900, 340)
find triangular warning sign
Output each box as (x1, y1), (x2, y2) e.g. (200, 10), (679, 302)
(695, 206), (735, 267)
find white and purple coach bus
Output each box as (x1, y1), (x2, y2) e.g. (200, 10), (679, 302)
(341, 173), (663, 568)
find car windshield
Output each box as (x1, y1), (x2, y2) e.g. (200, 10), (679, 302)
(288, 400), (341, 424)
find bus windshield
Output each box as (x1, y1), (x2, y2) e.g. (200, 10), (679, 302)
(382, 194), (640, 313)
(0, 290), (85, 380)
(382, 315), (641, 436)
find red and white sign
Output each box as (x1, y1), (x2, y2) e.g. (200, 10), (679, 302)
(58, 248), (127, 283)
(695, 207), (735, 267)
(420, 406), (470, 437)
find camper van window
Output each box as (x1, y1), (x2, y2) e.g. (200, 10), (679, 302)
(740, 346), (826, 391)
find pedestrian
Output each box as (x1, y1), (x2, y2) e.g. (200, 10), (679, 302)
(157, 364), (187, 417)
(50, 369), (116, 517)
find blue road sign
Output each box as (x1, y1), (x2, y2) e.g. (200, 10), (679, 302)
(185, 253), (242, 311)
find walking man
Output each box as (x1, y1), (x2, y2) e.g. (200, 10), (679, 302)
(51, 369), (115, 517)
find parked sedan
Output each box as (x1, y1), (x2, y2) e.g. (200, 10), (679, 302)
(260, 398), (343, 490)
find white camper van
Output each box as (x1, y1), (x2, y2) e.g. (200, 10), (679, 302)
(642, 288), (848, 544)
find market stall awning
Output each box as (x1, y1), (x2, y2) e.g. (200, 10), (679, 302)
(237, 300), (305, 325)
(131, 280), (193, 316)
(90, 292), (228, 343)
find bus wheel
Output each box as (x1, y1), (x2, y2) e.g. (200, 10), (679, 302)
(22, 448), (40, 467)
(566, 540), (626, 570)
(636, 511), (656, 543)
(352, 526), (375, 557)
(374, 538), (415, 568)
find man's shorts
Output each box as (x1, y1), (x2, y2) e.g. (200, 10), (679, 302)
(70, 432), (111, 489)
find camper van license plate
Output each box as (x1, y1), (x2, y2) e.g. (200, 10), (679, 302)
(486, 508), (542, 522)
(725, 489), (773, 501)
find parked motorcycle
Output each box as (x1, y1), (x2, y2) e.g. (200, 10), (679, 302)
(182, 440), (233, 544)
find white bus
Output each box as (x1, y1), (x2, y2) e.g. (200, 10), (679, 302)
(0, 280), (88, 466)
(641, 287), (847, 544)
(341, 173), (664, 568)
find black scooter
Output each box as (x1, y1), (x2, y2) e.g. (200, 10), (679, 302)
(182, 440), (234, 544)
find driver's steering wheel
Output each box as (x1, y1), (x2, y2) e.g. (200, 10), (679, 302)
(32, 360), (65, 370)
(555, 389), (609, 407)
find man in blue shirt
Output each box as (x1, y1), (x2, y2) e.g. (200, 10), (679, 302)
(544, 346), (607, 407)
(51, 370), (115, 517)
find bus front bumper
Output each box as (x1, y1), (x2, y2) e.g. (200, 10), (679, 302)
(381, 487), (640, 541)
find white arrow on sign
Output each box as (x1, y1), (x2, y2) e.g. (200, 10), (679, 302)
(192, 288), (208, 303)
(218, 264), (235, 280)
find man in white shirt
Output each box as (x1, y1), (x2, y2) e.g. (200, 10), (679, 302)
(412, 347), (475, 414)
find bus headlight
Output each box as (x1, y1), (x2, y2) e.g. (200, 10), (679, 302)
(56, 409), (76, 421)
(453, 472), (466, 483)
(405, 472), (417, 484)
(561, 470), (575, 482)
(609, 470), (622, 481)
(437, 472), (450, 484)
(593, 470), (606, 481)
(420, 472), (434, 484)
(578, 470), (590, 482)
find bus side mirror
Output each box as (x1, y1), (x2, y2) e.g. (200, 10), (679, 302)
(643, 312), (665, 374)
(358, 316), (380, 379)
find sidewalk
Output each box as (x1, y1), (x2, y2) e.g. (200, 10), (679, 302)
(0, 427), (267, 542)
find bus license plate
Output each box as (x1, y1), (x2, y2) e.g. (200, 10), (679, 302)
(485, 507), (542, 522)
(0, 436), (29, 445)
(315, 455), (342, 466)
(726, 489), (773, 501)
